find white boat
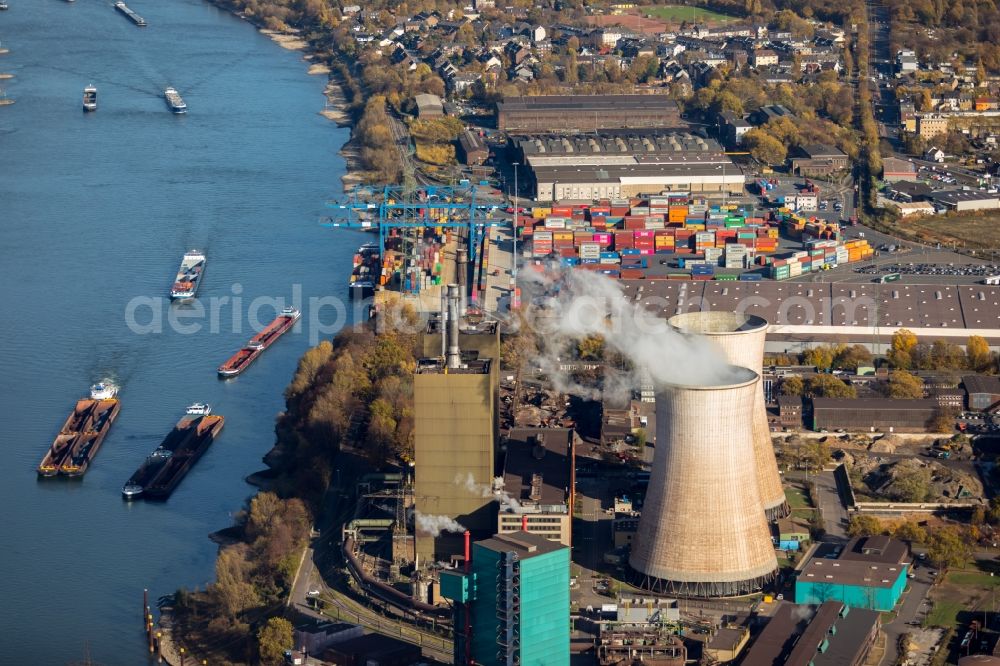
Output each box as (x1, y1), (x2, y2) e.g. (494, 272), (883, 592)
(90, 382), (118, 400)
(185, 403), (211, 416)
(170, 250), (206, 299)
(82, 85), (97, 112)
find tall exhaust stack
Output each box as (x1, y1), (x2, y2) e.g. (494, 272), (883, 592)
(446, 283), (461, 369)
(629, 365), (777, 596)
(668, 312), (789, 521)
(440, 291), (448, 359)
(457, 248), (468, 317)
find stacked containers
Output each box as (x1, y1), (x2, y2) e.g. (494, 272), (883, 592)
(533, 231), (553, 258)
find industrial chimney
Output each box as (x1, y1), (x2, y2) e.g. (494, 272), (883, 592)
(629, 365), (778, 597)
(457, 248), (468, 317)
(446, 283), (461, 369)
(667, 312), (789, 521)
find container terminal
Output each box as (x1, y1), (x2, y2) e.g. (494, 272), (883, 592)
(113, 1), (146, 26)
(122, 405), (224, 500)
(218, 307), (300, 377)
(38, 383), (120, 477)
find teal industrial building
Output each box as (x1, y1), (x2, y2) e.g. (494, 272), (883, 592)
(441, 531), (570, 666)
(795, 537), (909, 612)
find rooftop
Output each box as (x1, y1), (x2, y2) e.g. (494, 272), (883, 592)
(530, 162), (741, 183)
(931, 189), (1000, 205)
(514, 131), (721, 157)
(501, 428), (573, 510)
(475, 530), (567, 559)
(799, 144), (847, 159)
(811, 398), (939, 412)
(415, 357), (492, 374)
(744, 601), (881, 666)
(499, 94), (679, 112)
(798, 557), (903, 589)
(838, 535), (909, 565)
(963, 374), (1000, 395)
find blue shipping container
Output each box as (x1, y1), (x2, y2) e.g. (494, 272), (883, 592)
(738, 273), (763, 281)
(620, 248), (642, 256)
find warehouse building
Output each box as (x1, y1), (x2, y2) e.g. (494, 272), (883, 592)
(497, 94), (683, 133)
(414, 93), (444, 117)
(496, 428), (575, 546)
(532, 163), (745, 201)
(457, 129), (489, 166)
(512, 130), (727, 166)
(811, 397), (939, 432)
(795, 537), (909, 612)
(930, 189), (1000, 212)
(963, 375), (1000, 411)
(788, 144), (849, 176)
(617, 280), (1000, 346)
(743, 600), (881, 666)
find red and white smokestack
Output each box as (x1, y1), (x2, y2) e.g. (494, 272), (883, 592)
(463, 530), (471, 573)
(521, 515), (528, 531)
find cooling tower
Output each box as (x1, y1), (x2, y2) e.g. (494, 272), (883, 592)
(668, 312), (789, 521)
(629, 365), (778, 597)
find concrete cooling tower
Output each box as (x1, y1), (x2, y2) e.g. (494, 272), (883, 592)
(629, 365), (778, 596)
(668, 311), (789, 521)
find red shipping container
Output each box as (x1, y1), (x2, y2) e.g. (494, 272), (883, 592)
(558, 247), (577, 257)
(620, 268), (645, 279)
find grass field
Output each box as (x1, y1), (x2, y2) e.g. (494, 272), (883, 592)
(946, 570), (1000, 588)
(926, 599), (964, 628)
(898, 210), (1000, 250)
(640, 4), (735, 23)
(785, 485), (813, 510)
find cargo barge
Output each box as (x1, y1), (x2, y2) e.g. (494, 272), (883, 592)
(218, 307), (300, 377)
(113, 1), (146, 26)
(122, 406), (224, 500)
(349, 243), (379, 299)
(170, 250), (205, 300)
(38, 383), (120, 478)
(164, 87), (186, 114)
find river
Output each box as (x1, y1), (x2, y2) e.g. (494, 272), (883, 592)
(0, 1), (364, 662)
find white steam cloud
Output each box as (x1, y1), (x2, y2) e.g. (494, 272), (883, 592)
(455, 473), (522, 512)
(519, 265), (740, 395)
(415, 512), (466, 537)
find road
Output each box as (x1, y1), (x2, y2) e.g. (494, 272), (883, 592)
(812, 469), (850, 542)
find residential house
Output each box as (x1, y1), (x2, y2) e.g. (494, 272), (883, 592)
(751, 49), (779, 68)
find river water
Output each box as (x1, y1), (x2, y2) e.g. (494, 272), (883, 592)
(0, 1), (364, 662)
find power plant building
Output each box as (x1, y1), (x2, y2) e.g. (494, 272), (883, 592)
(630, 366), (778, 596)
(413, 286), (498, 562)
(441, 531), (571, 666)
(497, 94), (683, 133)
(668, 312), (788, 520)
(497, 428), (575, 547)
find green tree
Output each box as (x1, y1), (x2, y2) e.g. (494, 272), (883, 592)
(782, 375), (805, 396)
(926, 526), (973, 570)
(887, 370), (924, 399)
(848, 514), (885, 538)
(807, 374), (857, 398)
(257, 617), (294, 666)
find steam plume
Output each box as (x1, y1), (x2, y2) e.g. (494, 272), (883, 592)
(415, 512), (466, 537)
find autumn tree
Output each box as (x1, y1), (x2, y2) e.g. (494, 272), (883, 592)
(782, 375), (805, 396)
(887, 370), (924, 399)
(967, 335), (993, 373)
(577, 335), (605, 361)
(743, 129), (787, 165)
(848, 514), (885, 538)
(834, 344), (873, 371)
(888, 328), (918, 369)
(926, 526), (973, 570)
(257, 617), (294, 666)
(807, 374), (857, 398)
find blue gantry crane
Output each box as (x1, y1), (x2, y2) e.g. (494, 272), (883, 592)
(321, 184), (506, 264)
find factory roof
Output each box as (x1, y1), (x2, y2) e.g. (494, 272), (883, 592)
(745, 601), (881, 666)
(800, 144), (847, 159)
(499, 94), (679, 112)
(798, 558), (903, 588)
(501, 428), (573, 510)
(707, 627), (747, 652)
(931, 189), (1000, 206)
(616, 280), (1000, 340)
(475, 530), (566, 558)
(838, 536), (909, 565)
(514, 131), (721, 157)
(530, 162), (742, 183)
(963, 374), (1000, 395)
(811, 398), (939, 412)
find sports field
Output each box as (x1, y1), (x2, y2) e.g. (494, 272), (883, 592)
(640, 4), (736, 23)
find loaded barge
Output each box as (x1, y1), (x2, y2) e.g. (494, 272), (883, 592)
(38, 383), (120, 478)
(122, 405), (224, 500)
(170, 250), (205, 300)
(113, 1), (146, 26)
(218, 307), (300, 377)
(349, 243), (380, 300)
